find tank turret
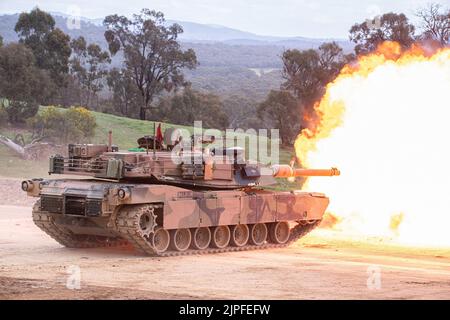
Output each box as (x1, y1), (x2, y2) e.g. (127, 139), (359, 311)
(48, 129), (339, 190)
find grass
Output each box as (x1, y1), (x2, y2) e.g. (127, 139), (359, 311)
(0, 107), (296, 183)
(90, 110), (192, 149)
(90, 109), (294, 163)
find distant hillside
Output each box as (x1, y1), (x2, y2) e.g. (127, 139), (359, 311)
(0, 12), (352, 100)
(0, 12), (353, 52)
(0, 13), (109, 48)
(45, 11), (351, 46)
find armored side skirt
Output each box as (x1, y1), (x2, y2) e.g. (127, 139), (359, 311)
(29, 179), (329, 233)
(163, 190), (329, 230)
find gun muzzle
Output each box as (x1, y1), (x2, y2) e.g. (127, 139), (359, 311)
(272, 165), (340, 178)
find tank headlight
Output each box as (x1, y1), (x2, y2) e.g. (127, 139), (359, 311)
(21, 180), (33, 192)
(117, 188), (130, 200)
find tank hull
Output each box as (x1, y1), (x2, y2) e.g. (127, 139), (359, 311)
(29, 179), (328, 256)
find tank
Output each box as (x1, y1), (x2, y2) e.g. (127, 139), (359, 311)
(22, 128), (340, 256)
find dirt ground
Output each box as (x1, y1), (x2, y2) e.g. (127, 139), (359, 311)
(0, 179), (449, 300)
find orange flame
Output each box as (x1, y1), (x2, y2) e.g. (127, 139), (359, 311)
(389, 212), (404, 236)
(295, 41), (450, 246)
(320, 212), (343, 229)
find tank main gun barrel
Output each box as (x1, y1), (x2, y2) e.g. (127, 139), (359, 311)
(271, 165), (340, 178)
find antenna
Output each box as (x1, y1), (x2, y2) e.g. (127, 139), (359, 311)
(153, 122), (156, 159)
(108, 130), (112, 152)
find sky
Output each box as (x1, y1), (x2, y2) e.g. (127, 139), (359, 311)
(0, 0), (448, 38)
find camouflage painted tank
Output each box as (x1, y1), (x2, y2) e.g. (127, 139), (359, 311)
(22, 128), (339, 256)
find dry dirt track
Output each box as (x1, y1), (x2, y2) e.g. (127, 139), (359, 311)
(1, 204), (449, 300)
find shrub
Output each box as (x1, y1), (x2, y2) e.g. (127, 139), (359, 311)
(6, 100), (39, 124)
(0, 99), (8, 125)
(30, 106), (96, 143)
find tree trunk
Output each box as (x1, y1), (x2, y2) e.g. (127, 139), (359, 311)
(140, 92), (148, 120)
(0, 134), (26, 158)
(139, 106), (146, 120)
(0, 134), (65, 160)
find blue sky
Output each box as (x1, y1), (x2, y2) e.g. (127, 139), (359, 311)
(1, 0), (447, 38)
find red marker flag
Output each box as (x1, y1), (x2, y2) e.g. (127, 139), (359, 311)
(156, 123), (163, 143)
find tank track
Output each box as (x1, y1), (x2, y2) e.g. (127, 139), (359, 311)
(32, 200), (128, 249)
(115, 204), (321, 257)
(114, 204), (161, 255)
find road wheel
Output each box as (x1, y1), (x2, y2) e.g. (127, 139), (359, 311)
(210, 226), (231, 249)
(169, 228), (191, 252)
(249, 223), (267, 246)
(151, 227), (170, 253)
(230, 224), (249, 247)
(137, 206), (157, 237)
(191, 227), (211, 250)
(268, 221), (290, 244)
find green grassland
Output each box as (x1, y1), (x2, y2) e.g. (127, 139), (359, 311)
(0, 107), (295, 180)
(91, 111), (192, 149)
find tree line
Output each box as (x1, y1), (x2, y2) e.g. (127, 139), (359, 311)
(0, 4), (448, 146)
(0, 7), (228, 131)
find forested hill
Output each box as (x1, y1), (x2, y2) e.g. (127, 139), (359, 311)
(0, 12), (352, 100)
